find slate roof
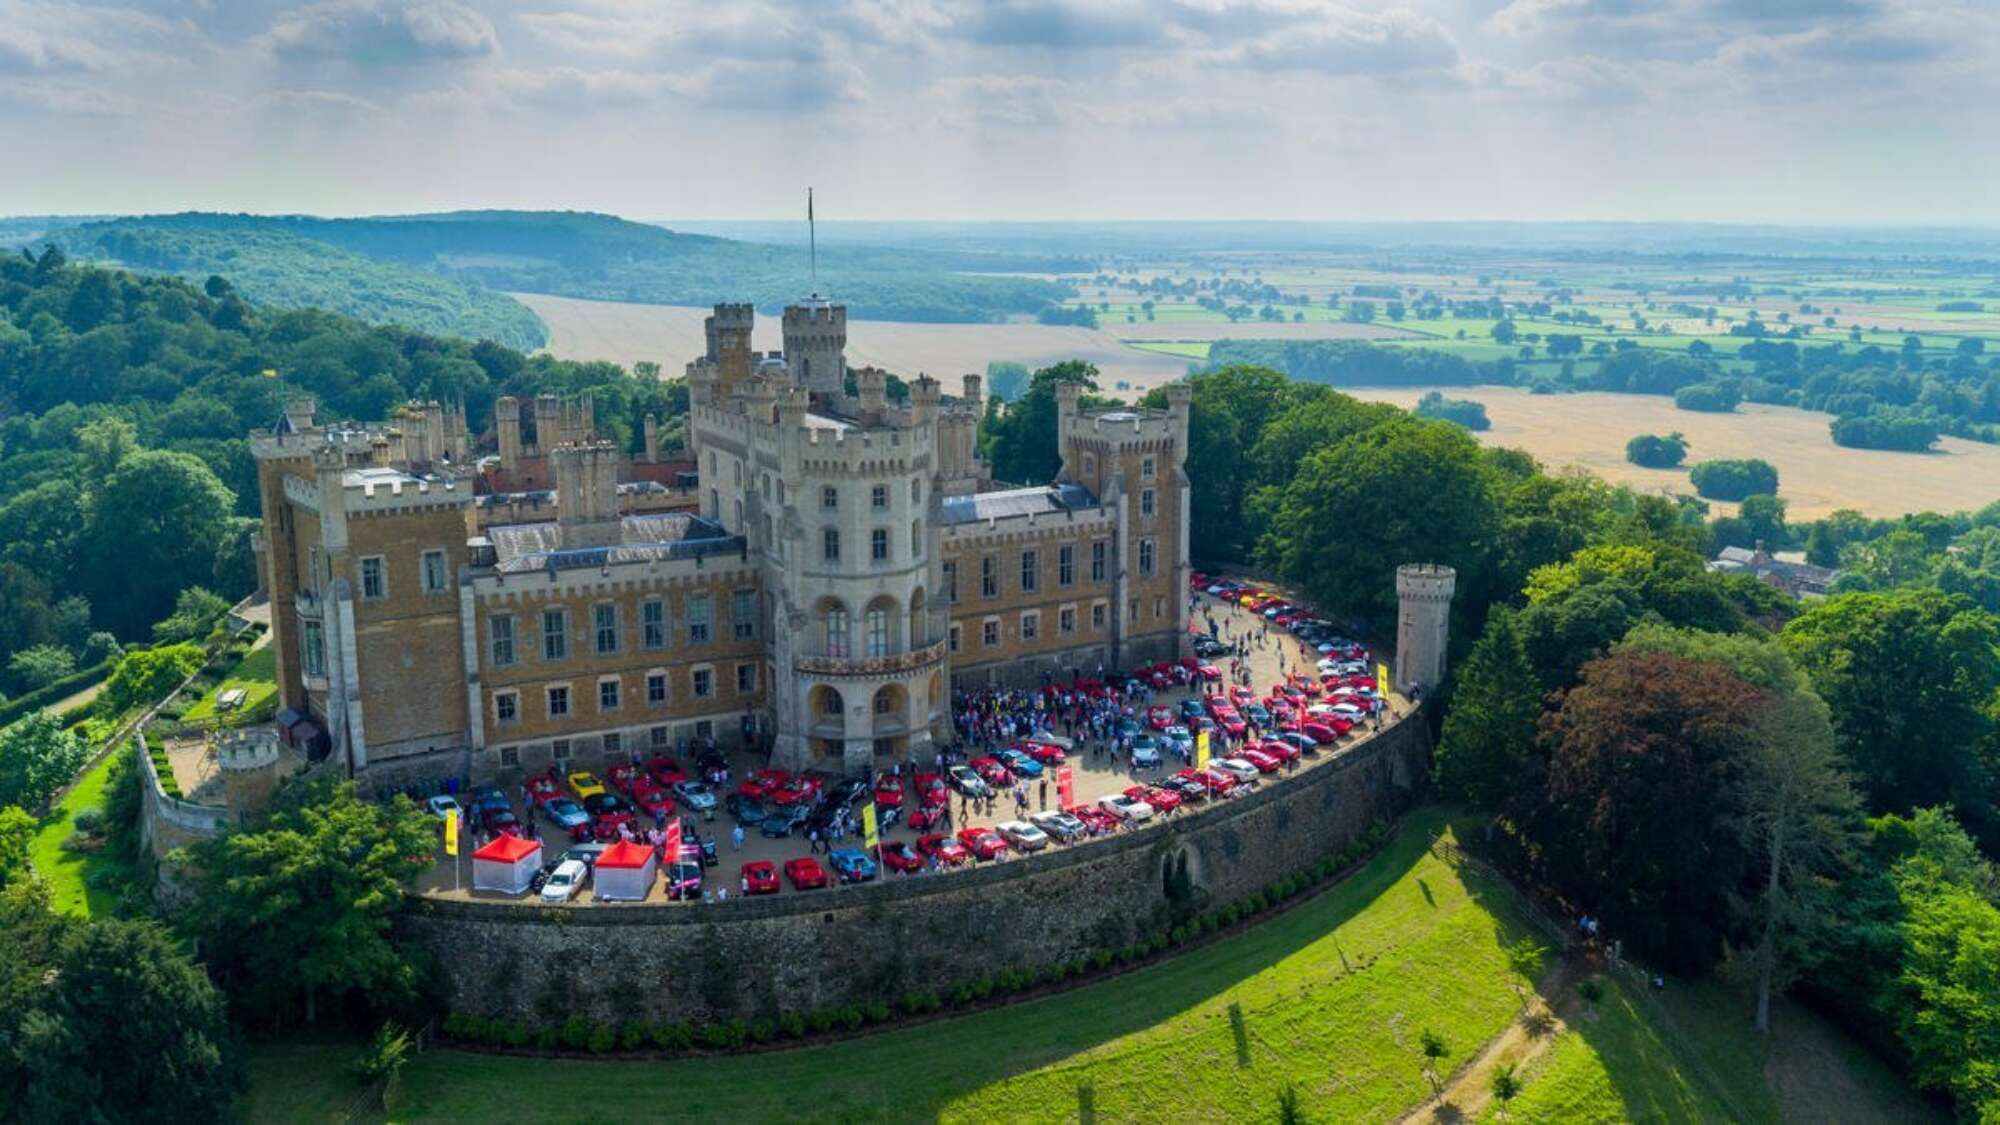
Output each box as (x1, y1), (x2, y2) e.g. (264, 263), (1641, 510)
(488, 513), (743, 573)
(940, 483), (1099, 526)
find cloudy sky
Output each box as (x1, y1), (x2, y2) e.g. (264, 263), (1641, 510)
(2, 0), (1996, 223)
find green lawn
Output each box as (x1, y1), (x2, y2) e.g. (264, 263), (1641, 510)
(182, 644), (276, 722)
(27, 748), (128, 917)
(1127, 339), (1213, 359)
(249, 809), (1557, 1123)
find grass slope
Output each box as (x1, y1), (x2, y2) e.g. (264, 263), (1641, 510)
(181, 645), (276, 722)
(45, 219), (548, 349)
(26, 748), (126, 917)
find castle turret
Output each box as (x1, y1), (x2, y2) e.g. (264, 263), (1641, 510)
(216, 725), (283, 822)
(1054, 380), (1082, 482)
(495, 395), (522, 468)
(282, 397), (316, 434)
(856, 366), (887, 425)
(643, 413), (660, 462)
(783, 299), (847, 398)
(909, 374), (940, 425)
(553, 441), (622, 548)
(705, 303), (756, 400)
(1394, 563), (1456, 696)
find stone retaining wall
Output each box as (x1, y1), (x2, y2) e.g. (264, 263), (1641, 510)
(401, 709), (1430, 1025)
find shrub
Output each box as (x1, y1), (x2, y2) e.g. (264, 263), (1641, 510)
(350, 1022), (412, 1083)
(1171, 925), (1191, 945)
(1673, 383), (1739, 413)
(1689, 458), (1779, 501)
(586, 1025), (617, 1054)
(809, 1009), (837, 1034)
(1413, 391), (1491, 431)
(837, 1007), (864, 1032)
(503, 1021), (531, 1048)
(861, 1000), (890, 1024)
(1624, 432), (1688, 468)
(1093, 949), (1114, 970)
(651, 1022), (692, 1051)
(619, 1023), (650, 1051)
(1578, 978), (1605, 1005)
(72, 808), (105, 836)
(749, 1019), (774, 1044)
(949, 981), (975, 1007)
(557, 1016), (592, 1051)
(780, 1011), (807, 1037)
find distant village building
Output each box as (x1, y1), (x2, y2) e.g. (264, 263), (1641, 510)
(250, 299), (1191, 787)
(1708, 541), (1839, 599)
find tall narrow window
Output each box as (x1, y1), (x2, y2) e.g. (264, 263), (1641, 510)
(490, 615), (516, 666)
(421, 549), (448, 593)
(731, 589), (757, 640)
(1091, 541), (1107, 582)
(826, 606), (850, 658)
(687, 594), (712, 644)
(866, 607), (889, 658)
(942, 561), (957, 603)
(593, 603), (619, 655)
(981, 556), (997, 598)
(871, 528), (889, 562)
(823, 527), (841, 562)
(1141, 489), (1156, 517)
(1058, 545), (1075, 587)
(1139, 538), (1157, 577)
(641, 599), (666, 650)
(822, 486), (839, 510)
(360, 556), (385, 599)
(871, 484), (888, 509)
(542, 608), (567, 661)
(302, 619), (325, 677)
(1020, 549), (1039, 593)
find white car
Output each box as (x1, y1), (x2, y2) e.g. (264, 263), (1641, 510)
(673, 781), (717, 811)
(1213, 758), (1261, 784)
(423, 794), (462, 821)
(540, 859), (587, 903)
(1030, 809), (1087, 844)
(1130, 736), (1162, 768)
(1160, 725), (1194, 756)
(996, 820), (1050, 851)
(1099, 794), (1155, 823)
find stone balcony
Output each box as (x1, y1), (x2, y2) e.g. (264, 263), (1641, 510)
(795, 639), (949, 679)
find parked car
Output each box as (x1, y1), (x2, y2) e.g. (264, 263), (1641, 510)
(1238, 747), (1283, 774)
(995, 748), (1044, 778)
(948, 765), (992, 799)
(424, 794), (462, 821)
(828, 848), (878, 883)
(1212, 758), (1261, 784)
(1160, 774), (1210, 803)
(1099, 793), (1155, 823)
(1160, 725), (1194, 757)
(556, 843), (608, 870)
(1023, 738), (1070, 765)
(996, 820), (1050, 852)
(1276, 731), (1319, 756)
(540, 859), (588, 903)
(629, 780), (674, 820)
(783, 856), (830, 891)
(1257, 739), (1301, 765)
(956, 827), (1011, 861)
(759, 804), (811, 838)
(916, 833), (971, 866)
(873, 777), (905, 809)
(567, 771), (606, 800)
(665, 859), (704, 901)
(826, 777), (872, 807)
(1130, 736), (1163, 768)
(1177, 766), (1235, 796)
(726, 793), (770, 826)
(481, 808), (525, 837)
(907, 802), (949, 830)
(1029, 809), (1087, 844)
(645, 756), (687, 787)
(1179, 698), (1208, 722)
(740, 860), (780, 895)
(541, 796), (591, 832)
(607, 763), (640, 795)
(969, 756), (1012, 787)
(673, 781), (719, 812)
(1127, 784), (1183, 814)
(769, 776), (824, 808)
(879, 840), (925, 874)
(737, 769), (790, 801)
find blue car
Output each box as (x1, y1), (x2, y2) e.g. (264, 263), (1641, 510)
(828, 848), (877, 883)
(1179, 698), (1207, 721)
(995, 749), (1044, 778)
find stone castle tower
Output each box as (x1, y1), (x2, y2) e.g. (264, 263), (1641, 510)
(216, 728), (283, 822)
(1394, 563), (1456, 696)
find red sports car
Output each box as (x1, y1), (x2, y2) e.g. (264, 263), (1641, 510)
(879, 840), (924, 874)
(908, 803), (949, 831)
(1217, 713), (1249, 738)
(970, 756), (1012, 787)
(737, 769), (791, 801)
(1023, 741), (1067, 766)
(645, 756), (687, 787)
(1147, 705), (1175, 730)
(874, 777), (905, 809)
(629, 779), (674, 818)
(1196, 663), (1223, 682)
(1301, 722), (1342, 745)
(1228, 686), (1255, 707)
(741, 860), (780, 895)
(1064, 804), (1119, 833)
(1205, 697), (1236, 720)
(607, 763), (640, 795)
(1176, 766), (1235, 796)
(956, 827), (1010, 861)
(525, 776), (560, 806)
(770, 776), (824, 808)
(916, 833), (971, 866)
(1126, 784), (1182, 814)
(783, 856), (830, 890)
(1238, 747), (1282, 774)
(1257, 739), (1301, 765)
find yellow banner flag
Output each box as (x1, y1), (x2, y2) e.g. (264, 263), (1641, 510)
(1377, 662), (1391, 697)
(443, 808), (459, 857)
(861, 801), (879, 851)
(1195, 729), (1210, 769)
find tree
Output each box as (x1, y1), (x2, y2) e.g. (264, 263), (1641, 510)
(1434, 607), (1539, 811)
(1502, 937), (1546, 1012)
(185, 779), (437, 1024)
(1689, 459), (1779, 502)
(1624, 432), (1687, 469)
(1491, 1064), (1523, 1117)
(0, 714), (91, 812)
(985, 361), (1030, 403)
(16, 918), (241, 1122)
(977, 360), (1104, 486)
(151, 586), (230, 646)
(1417, 1027), (1448, 1095)
(0, 806), (34, 887)
(102, 643), (204, 717)
(76, 415), (138, 483)
(7, 644), (76, 693)
(1782, 589), (2000, 846)
(1490, 320), (1518, 345)
(81, 449), (235, 637)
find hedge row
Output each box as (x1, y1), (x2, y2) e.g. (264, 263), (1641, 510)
(0, 658), (117, 730)
(439, 818), (1396, 1056)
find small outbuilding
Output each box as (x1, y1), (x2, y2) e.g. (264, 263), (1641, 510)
(592, 839), (658, 902)
(470, 834), (543, 896)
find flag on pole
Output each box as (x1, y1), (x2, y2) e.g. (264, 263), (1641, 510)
(443, 808), (459, 856)
(1377, 662), (1391, 697)
(862, 802), (879, 850)
(1056, 765), (1074, 806)
(663, 819), (682, 865)
(1195, 729), (1211, 769)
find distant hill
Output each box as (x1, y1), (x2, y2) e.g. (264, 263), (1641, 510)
(46, 211), (1073, 324)
(41, 218), (548, 350)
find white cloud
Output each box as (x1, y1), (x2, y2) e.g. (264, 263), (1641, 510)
(266, 0), (499, 65)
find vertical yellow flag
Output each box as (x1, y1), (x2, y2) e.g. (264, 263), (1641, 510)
(862, 801), (879, 850)
(443, 808), (459, 857)
(1195, 730), (1210, 769)
(1377, 662), (1391, 697)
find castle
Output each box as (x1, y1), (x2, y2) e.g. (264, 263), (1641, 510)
(251, 298), (1191, 785)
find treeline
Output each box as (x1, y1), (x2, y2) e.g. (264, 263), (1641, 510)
(45, 221), (548, 349)
(1204, 339), (1505, 388)
(0, 252), (682, 673)
(64, 212), (1073, 324)
(1412, 391), (1489, 430)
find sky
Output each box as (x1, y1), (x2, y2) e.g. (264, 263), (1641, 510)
(2, 0), (1997, 224)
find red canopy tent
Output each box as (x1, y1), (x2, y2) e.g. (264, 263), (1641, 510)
(471, 833), (542, 895)
(592, 839), (658, 902)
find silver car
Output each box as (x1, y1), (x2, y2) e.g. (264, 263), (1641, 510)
(997, 820), (1050, 852)
(673, 781), (718, 811)
(1030, 809), (1087, 844)
(541, 796), (591, 831)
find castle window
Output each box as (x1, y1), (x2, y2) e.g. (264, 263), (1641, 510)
(1020, 549), (1039, 593)
(866, 607), (889, 658)
(1139, 538), (1157, 577)
(598, 677), (620, 712)
(603, 732), (621, 755)
(651, 725), (669, 747)
(641, 599), (666, 650)
(687, 594), (712, 644)
(1020, 610), (1039, 642)
(594, 603), (619, 655)
(1083, 454), (1096, 477)
(949, 624), (961, 653)
(500, 746), (520, 768)
(820, 687), (844, 717)
(825, 605), (850, 658)
(871, 484), (888, 509)
(360, 556), (386, 600)
(692, 667), (714, 699)
(910, 479), (921, 503)
(421, 549), (448, 593)
(823, 527), (841, 562)
(982, 618), (1000, 647)
(981, 556), (998, 598)
(1092, 602), (1107, 630)
(822, 486), (839, 510)
(542, 608), (568, 661)
(647, 671), (667, 705)
(942, 561), (957, 604)
(911, 520), (921, 557)
(1141, 489), (1156, 517)
(1091, 541), (1107, 582)
(871, 528), (889, 562)
(731, 589), (757, 640)
(546, 685), (570, 718)
(552, 738), (571, 762)
(736, 662), (758, 694)
(490, 615), (516, 667)
(1142, 456), (1156, 479)
(1155, 595), (1167, 621)
(1059, 606), (1076, 635)
(1059, 545), (1075, 587)
(302, 619), (325, 678)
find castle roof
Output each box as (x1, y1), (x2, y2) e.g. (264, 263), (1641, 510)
(486, 512), (743, 574)
(940, 483), (1098, 526)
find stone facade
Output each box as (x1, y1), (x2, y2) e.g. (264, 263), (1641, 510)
(251, 299), (1191, 788)
(401, 710), (1430, 1026)
(1394, 563), (1456, 695)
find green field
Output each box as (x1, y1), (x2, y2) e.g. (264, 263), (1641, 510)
(26, 747), (127, 917)
(181, 644), (276, 722)
(1126, 340), (1214, 359)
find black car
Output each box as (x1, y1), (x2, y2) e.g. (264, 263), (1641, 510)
(557, 843), (608, 869)
(825, 778), (870, 807)
(759, 804), (811, 838)
(727, 793), (770, 826)
(680, 819), (720, 866)
(582, 793), (632, 819)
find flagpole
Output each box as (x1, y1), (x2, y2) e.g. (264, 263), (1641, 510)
(808, 187), (817, 292)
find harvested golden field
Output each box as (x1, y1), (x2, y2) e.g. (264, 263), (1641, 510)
(1349, 386), (2000, 520)
(515, 293), (1196, 394)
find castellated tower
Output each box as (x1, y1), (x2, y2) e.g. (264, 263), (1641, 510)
(1394, 563), (1456, 696)
(783, 299), (847, 398)
(216, 728), (283, 823)
(705, 303), (756, 399)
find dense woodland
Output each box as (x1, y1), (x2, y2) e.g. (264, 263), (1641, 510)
(32, 212), (1076, 326)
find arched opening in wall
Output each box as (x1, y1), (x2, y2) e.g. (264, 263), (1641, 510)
(872, 684), (908, 760)
(817, 597), (850, 658)
(809, 685), (846, 753)
(908, 587), (927, 647)
(1162, 843), (1206, 905)
(864, 594), (900, 658)
(927, 670), (945, 740)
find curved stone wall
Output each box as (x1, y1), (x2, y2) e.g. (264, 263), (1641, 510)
(401, 712), (1431, 1025)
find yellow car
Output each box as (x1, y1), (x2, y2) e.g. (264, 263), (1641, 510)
(567, 771), (606, 800)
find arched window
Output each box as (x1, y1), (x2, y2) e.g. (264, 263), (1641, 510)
(819, 686), (844, 716)
(825, 604), (850, 658)
(866, 607), (889, 658)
